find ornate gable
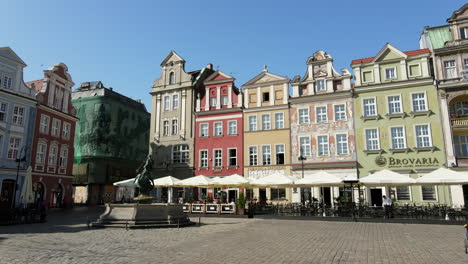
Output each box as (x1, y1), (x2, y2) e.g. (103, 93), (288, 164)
(242, 71), (288, 88)
(372, 43), (407, 63)
(0, 47), (26, 66)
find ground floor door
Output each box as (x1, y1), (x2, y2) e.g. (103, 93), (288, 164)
(370, 188), (383, 207)
(50, 184), (63, 208)
(463, 185), (468, 206)
(321, 187), (332, 207)
(259, 188), (267, 202)
(301, 187), (311, 203)
(228, 190), (238, 203)
(0, 179), (15, 209)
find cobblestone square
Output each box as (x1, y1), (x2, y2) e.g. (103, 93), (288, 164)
(1, 207), (468, 264)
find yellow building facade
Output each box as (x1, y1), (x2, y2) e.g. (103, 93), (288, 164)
(242, 69), (292, 203)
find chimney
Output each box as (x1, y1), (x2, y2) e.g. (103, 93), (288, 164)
(207, 63), (213, 70)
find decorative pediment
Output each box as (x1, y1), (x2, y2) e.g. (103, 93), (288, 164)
(160, 51), (185, 67)
(372, 43), (407, 63)
(0, 47), (26, 66)
(306, 50), (332, 64)
(204, 70), (235, 84)
(242, 71), (288, 87)
(448, 4), (468, 22)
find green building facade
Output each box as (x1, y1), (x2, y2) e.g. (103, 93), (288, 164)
(72, 81), (150, 205)
(352, 44), (450, 206)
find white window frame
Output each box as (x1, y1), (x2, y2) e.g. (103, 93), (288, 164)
(164, 95), (170, 110)
(51, 118), (61, 137)
(298, 108), (310, 124)
(62, 122), (71, 139)
(274, 112), (284, 129)
(168, 71), (175, 85)
(0, 101), (7, 122)
(395, 186), (412, 201)
(414, 123), (433, 148)
(3, 75), (13, 89)
(171, 119), (178, 135)
(262, 144), (271, 165)
(364, 128), (380, 150)
(163, 120), (169, 136)
(7, 136), (21, 160)
(227, 148), (237, 167)
(48, 144), (58, 166)
(200, 123), (209, 137)
(210, 97), (217, 107)
(214, 122), (223, 136)
(249, 146), (258, 166)
(59, 146), (68, 168)
(384, 66), (397, 80)
(39, 114), (50, 134)
(0, 132), (4, 157)
(12, 105), (25, 126)
(411, 91), (428, 112)
(335, 133), (349, 155)
(261, 114), (271, 130)
(315, 106), (327, 122)
(213, 149), (222, 168)
(222, 95), (228, 106)
(199, 149), (208, 168)
(172, 145), (189, 163)
(315, 79), (326, 92)
(299, 136), (311, 157)
(387, 94), (403, 114)
(275, 144), (285, 165)
(389, 126), (407, 149)
(172, 94), (179, 109)
(408, 63), (422, 77)
(317, 135), (329, 157)
(334, 104), (347, 121)
(362, 70), (374, 83)
(36, 142), (47, 164)
(420, 185), (438, 201)
(444, 60), (456, 79)
(228, 120), (237, 135)
(248, 115), (257, 131)
(362, 97), (377, 117)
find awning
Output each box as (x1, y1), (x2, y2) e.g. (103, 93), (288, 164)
(360, 169), (415, 186)
(251, 172), (295, 187)
(176, 175), (213, 187)
(211, 174), (251, 187)
(415, 168), (468, 185)
(153, 176), (181, 187)
(295, 171), (344, 187)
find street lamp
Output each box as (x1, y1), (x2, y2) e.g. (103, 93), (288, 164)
(12, 146), (27, 209)
(298, 147), (306, 204)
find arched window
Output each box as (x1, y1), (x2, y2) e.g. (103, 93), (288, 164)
(450, 101), (468, 116)
(169, 72), (175, 85)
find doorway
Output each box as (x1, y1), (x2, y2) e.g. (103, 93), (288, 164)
(463, 185), (468, 206)
(321, 187), (332, 206)
(0, 179), (15, 209)
(50, 184), (63, 208)
(228, 189), (238, 203)
(259, 188), (267, 203)
(370, 188), (383, 207)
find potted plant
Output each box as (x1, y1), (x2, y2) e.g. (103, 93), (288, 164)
(237, 192), (246, 215)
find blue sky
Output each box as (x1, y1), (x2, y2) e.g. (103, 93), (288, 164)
(2, 1), (466, 110)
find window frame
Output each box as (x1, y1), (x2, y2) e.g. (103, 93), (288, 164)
(213, 148), (223, 168)
(411, 91), (428, 112)
(389, 126), (407, 149)
(408, 63), (422, 77)
(315, 79), (326, 92)
(261, 114), (271, 130)
(248, 115), (257, 131)
(171, 119), (178, 136)
(39, 114), (50, 134)
(275, 144), (285, 165)
(384, 66), (397, 80)
(262, 144), (271, 165)
(414, 123), (433, 148)
(315, 106), (328, 123)
(444, 60), (456, 79)
(298, 108), (310, 124)
(335, 133), (349, 155)
(48, 143), (58, 166)
(364, 128), (380, 150)
(262, 92), (270, 102)
(0, 101), (7, 122)
(299, 136), (311, 157)
(172, 94), (179, 109)
(62, 122), (71, 140)
(228, 148), (237, 167)
(274, 112), (284, 129)
(362, 70), (374, 83)
(228, 120), (237, 135)
(334, 104), (347, 121)
(362, 97), (377, 117)
(199, 149), (208, 168)
(12, 105), (25, 126)
(163, 120), (170, 136)
(59, 146), (68, 168)
(317, 135), (330, 157)
(386, 94), (403, 114)
(164, 95), (170, 110)
(249, 145), (258, 166)
(213, 122), (223, 136)
(421, 185), (438, 201)
(7, 136), (21, 160)
(200, 123), (209, 137)
(51, 118), (61, 137)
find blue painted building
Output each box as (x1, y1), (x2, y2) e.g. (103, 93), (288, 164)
(0, 47), (37, 210)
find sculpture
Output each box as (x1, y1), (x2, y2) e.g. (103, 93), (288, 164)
(134, 154), (154, 197)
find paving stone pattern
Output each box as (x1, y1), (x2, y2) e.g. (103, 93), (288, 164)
(0, 207), (467, 264)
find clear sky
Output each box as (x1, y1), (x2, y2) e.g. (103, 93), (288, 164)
(2, 0), (466, 110)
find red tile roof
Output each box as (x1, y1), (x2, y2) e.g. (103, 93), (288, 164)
(25, 79), (44, 92)
(351, 49), (431, 65)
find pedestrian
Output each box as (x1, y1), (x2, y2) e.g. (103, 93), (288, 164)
(383, 195), (392, 219)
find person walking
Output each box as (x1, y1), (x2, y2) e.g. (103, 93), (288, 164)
(382, 195), (392, 219)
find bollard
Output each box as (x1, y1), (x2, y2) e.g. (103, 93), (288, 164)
(125, 221), (129, 230)
(178, 219), (180, 229)
(198, 217), (201, 226)
(86, 217), (90, 229)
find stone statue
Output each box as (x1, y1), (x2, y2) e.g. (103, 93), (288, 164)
(134, 154), (154, 197)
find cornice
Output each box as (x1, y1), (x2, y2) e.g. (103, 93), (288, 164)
(354, 78), (434, 94)
(195, 107), (243, 116)
(243, 104), (289, 113)
(243, 79), (289, 89)
(289, 90), (352, 104)
(38, 104), (78, 121)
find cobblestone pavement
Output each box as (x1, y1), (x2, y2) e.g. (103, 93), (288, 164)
(0, 206), (467, 264)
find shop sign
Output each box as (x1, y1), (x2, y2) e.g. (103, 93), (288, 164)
(248, 168), (285, 179)
(375, 155), (440, 168)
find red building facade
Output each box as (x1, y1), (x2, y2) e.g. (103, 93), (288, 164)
(194, 71), (243, 201)
(26, 63), (77, 208)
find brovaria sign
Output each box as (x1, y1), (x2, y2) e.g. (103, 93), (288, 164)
(375, 155), (440, 168)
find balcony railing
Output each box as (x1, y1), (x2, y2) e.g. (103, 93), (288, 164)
(451, 117), (468, 127)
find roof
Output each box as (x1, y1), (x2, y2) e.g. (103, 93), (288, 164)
(351, 48), (431, 65)
(25, 79), (44, 92)
(0, 47), (27, 66)
(448, 4), (468, 22)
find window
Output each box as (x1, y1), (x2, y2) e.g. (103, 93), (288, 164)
(261, 114), (270, 130)
(415, 125), (431, 148)
(51, 119), (61, 137)
(62, 122), (71, 139)
(210, 97), (217, 107)
(317, 136), (329, 156)
(0, 134), (3, 156)
(298, 109), (310, 124)
(214, 122), (223, 136)
(460, 27), (468, 39)
(173, 145), (189, 163)
(173, 94), (179, 109)
(59, 148), (68, 168)
(362, 71), (373, 83)
(396, 186), (411, 200)
(409, 64), (420, 77)
(365, 129), (379, 150)
(7, 136), (21, 160)
(36, 143), (47, 164)
(421, 185), (436, 200)
(262, 92), (270, 102)
(54, 88), (63, 110)
(275, 113), (284, 129)
(228, 149), (237, 166)
(0, 102), (6, 122)
(163, 120), (169, 136)
(454, 135), (468, 157)
(412, 93), (427, 112)
(228, 121), (237, 135)
(262, 145), (271, 165)
(249, 146), (258, 166)
(275, 144), (285, 165)
(388, 95), (402, 114)
(214, 149), (222, 168)
(334, 104), (346, 121)
(363, 98), (376, 116)
(12, 106), (24, 125)
(3, 76), (12, 89)
(444, 60), (456, 79)
(169, 72), (175, 84)
(271, 188), (286, 200)
(299, 137), (311, 157)
(336, 134), (348, 155)
(164, 96), (170, 110)
(222, 96), (228, 106)
(385, 68), (397, 80)
(200, 123), (208, 137)
(390, 127), (406, 149)
(172, 119), (178, 135)
(315, 80), (326, 92)
(39, 115), (50, 134)
(450, 101), (468, 116)
(48, 145), (58, 165)
(316, 106), (327, 122)
(200, 150), (208, 168)
(248, 116), (257, 131)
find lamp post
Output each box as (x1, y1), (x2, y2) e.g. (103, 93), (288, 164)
(12, 146), (27, 209)
(298, 147), (306, 204)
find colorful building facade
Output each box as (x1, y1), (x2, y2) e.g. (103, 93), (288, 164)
(290, 50), (356, 205)
(26, 63), (77, 208)
(194, 71), (243, 202)
(242, 68), (291, 203)
(0, 47), (37, 213)
(72, 81), (150, 205)
(150, 51), (213, 182)
(352, 44), (449, 206)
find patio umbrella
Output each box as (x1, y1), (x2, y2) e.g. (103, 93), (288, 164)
(250, 172), (295, 187)
(113, 178), (138, 187)
(212, 174), (251, 187)
(153, 176), (181, 203)
(176, 175), (214, 187)
(359, 169), (415, 186)
(20, 166), (34, 206)
(295, 171), (344, 187)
